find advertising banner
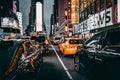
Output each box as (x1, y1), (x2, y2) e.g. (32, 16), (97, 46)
(1, 17), (19, 29)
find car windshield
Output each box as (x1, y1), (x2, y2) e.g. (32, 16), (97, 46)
(105, 30), (120, 45)
(69, 39), (84, 44)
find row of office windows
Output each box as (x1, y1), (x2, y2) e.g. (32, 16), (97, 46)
(79, 0), (117, 22)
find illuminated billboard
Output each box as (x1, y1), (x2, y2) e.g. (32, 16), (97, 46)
(71, 0), (79, 24)
(1, 17), (19, 28)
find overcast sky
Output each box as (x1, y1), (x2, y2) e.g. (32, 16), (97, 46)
(19, 0), (54, 35)
(44, 0), (54, 35)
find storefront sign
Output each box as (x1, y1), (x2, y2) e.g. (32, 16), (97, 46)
(78, 7), (113, 33)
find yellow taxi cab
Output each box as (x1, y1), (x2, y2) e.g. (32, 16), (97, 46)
(59, 37), (85, 55)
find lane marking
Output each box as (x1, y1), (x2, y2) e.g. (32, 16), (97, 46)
(51, 44), (73, 80)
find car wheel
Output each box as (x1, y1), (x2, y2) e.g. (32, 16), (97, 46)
(74, 54), (95, 80)
(74, 55), (85, 73)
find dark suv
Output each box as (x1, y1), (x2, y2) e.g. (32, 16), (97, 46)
(74, 27), (120, 80)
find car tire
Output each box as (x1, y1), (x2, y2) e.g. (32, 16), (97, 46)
(74, 54), (85, 73)
(74, 54), (94, 80)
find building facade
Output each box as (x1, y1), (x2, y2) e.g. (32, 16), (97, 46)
(75, 0), (119, 38)
(0, 0), (21, 39)
(57, 0), (80, 37)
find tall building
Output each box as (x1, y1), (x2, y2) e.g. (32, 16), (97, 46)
(58, 0), (67, 26)
(57, 0), (79, 37)
(25, 0), (44, 35)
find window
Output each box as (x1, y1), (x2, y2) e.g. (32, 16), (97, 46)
(69, 24), (72, 28)
(103, 46), (120, 53)
(55, 37), (61, 40)
(79, 40), (84, 44)
(100, 0), (105, 11)
(69, 39), (84, 44)
(87, 5), (90, 16)
(83, 0), (87, 9)
(80, 12), (84, 22)
(90, 3), (94, 14)
(84, 32), (106, 49)
(95, 0), (100, 13)
(84, 9), (87, 19)
(106, 0), (112, 8)
(114, 0), (117, 4)
(0, 40), (14, 49)
(105, 30), (120, 45)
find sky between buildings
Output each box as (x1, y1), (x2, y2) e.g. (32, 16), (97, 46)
(44, 0), (54, 35)
(19, 0), (54, 35)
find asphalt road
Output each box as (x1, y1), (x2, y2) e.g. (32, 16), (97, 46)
(12, 44), (88, 80)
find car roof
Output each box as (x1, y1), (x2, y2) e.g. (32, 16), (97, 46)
(65, 37), (84, 40)
(97, 27), (120, 34)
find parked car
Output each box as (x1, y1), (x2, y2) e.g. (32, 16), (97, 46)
(74, 27), (120, 80)
(59, 37), (84, 56)
(0, 39), (43, 79)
